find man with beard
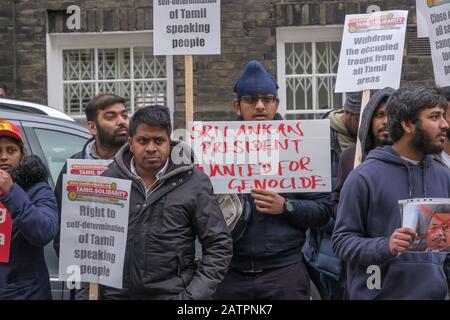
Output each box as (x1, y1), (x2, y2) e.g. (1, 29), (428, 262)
(330, 87), (395, 217)
(53, 94), (129, 293)
(332, 85), (450, 299)
(439, 87), (450, 167)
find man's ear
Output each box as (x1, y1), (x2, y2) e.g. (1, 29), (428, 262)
(274, 98), (280, 113)
(87, 121), (98, 136)
(401, 120), (414, 135)
(128, 136), (133, 153)
(232, 99), (241, 116)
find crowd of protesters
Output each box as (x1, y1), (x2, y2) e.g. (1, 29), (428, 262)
(0, 61), (450, 301)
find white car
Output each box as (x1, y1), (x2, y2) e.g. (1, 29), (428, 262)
(0, 98), (74, 121)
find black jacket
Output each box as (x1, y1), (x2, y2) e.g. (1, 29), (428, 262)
(230, 113), (331, 271)
(100, 142), (232, 299)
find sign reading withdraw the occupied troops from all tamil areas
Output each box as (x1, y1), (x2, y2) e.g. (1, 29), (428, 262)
(188, 120), (332, 194)
(58, 174), (131, 289)
(153, 0), (221, 55)
(423, 1), (450, 87)
(335, 10), (408, 93)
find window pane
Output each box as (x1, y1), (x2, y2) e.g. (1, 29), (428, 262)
(317, 76), (343, 109)
(63, 49), (95, 81)
(98, 48), (131, 80)
(98, 82), (131, 107)
(285, 42), (312, 75)
(134, 81), (167, 110)
(62, 45), (169, 117)
(286, 77), (313, 111)
(133, 47), (166, 79)
(64, 82), (95, 115)
(34, 128), (89, 183)
(316, 42), (341, 74)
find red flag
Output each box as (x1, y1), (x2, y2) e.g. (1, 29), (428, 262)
(0, 202), (12, 263)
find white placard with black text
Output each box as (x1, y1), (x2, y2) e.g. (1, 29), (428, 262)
(153, 0), (221, 55)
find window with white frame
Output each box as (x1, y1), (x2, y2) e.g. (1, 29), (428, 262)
(47, 32), (173, 121)
(277, 26), (344, 119)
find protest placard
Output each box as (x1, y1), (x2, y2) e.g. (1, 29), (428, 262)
(0, 203), (12, 263)
(335, 10), (408, 92)
(153, 0), (221, 55)
(424, 1), (450, 87)
(58, 175), (131, 289)
(188, 120), (331, 194)
(67, 159), (112, 176)
(400, 198), (450, 252)
(416, 0), (430, 37)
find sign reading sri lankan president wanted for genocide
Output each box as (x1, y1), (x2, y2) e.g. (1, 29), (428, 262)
(335, 10), (408, 93)
(424, 1), (450, 87)
(188, 120), (331, 194)
(59, 175), (131, 289)
(153, 0), (221, 55)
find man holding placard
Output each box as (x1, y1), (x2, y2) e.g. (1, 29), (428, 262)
(54, 94), (129, 256)
(54, 94), (129, 299)
(215, 60), (331, 300)
(332, 85), (450, 299)
(101, 105), (232, 299)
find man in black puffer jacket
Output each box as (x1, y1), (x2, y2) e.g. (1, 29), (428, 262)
(99, 105), (232, 300)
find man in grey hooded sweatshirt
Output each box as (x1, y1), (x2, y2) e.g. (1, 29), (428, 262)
(331, 87), (395, 217)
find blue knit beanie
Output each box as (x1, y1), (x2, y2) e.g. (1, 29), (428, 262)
(234, 60), (279, 98)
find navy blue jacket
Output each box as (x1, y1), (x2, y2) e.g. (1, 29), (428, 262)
(0, 156), (58, 300)
(332, 146), (450, 299)
(232, 192), (330, 271)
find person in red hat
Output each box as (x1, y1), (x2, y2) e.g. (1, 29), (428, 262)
(0, 119), (57, 300)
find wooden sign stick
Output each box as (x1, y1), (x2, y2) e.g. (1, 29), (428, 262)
(185, 55), (194, 129)
(89, 283), (99, 300)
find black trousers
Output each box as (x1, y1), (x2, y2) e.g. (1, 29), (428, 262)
(215, 262), (310, 300)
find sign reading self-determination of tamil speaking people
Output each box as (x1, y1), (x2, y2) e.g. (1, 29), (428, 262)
(58, 175), (131, 289)
(188, 120), (331, 194)
(153, 0), (221, 55)
(424, 1), (450, 87)
(335, 10), (408, 93)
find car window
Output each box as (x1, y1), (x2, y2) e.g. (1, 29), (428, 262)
(33, 128), (88, 183)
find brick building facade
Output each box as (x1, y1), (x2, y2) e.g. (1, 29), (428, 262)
(0, 0), (433, 129)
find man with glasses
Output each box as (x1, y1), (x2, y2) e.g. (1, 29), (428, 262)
(215, 60), (331, 300)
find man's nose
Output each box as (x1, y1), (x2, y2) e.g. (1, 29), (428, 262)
(254, 98), (266, 111)
(117, 114), (127, 126)
(146, 142), (157, 152)
(441, 116), (449, 129)
(0, 151), (7, 161)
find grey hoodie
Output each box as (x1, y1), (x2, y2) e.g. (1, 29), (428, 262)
(359, 87), (396, 160)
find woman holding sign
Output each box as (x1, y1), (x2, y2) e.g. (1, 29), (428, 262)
(0, 119), (58, 300)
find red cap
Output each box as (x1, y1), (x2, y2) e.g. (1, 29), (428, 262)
(0, 119), (23, 144)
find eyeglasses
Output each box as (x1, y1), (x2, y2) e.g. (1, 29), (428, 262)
(239, 95), (278, 106)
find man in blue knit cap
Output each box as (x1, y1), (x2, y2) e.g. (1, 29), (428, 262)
(215, 60), (331, 300)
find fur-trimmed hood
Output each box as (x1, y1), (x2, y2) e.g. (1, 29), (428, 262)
(11, 155), (49, 190)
